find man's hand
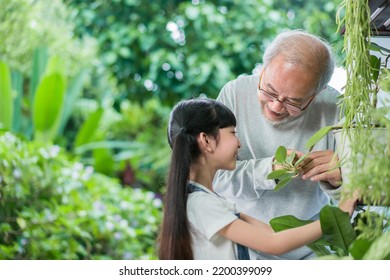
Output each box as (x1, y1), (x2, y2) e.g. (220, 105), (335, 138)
(339, 190), (360, 216)
(299, 150), (342, 187)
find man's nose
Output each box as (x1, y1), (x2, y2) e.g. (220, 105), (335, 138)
(269, 98), (285, 112)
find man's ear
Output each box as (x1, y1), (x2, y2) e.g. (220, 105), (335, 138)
(197, 132), (214, 152)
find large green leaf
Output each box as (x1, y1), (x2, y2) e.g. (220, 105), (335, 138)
(349, 238), (373, 260)
(33, 73), (66, 142)
(370, 54), (381, 83)
(270, 215), (313, 232)
(11, 70), (23, 133)
(93, 147), (114, 175)
(307, 242), (332, 257)
(269, 207), (356, 258)
(29, 47), (49, 106)
(58, 68), (89, 134)
(74, 108), (104, 147)
(319, 205), (356, 256)
(269, 214), (331, 256)
(0, 61), (13, 130)
(362, 231), (390, 260)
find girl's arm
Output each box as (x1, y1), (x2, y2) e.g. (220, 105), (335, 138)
(218, 197), (357, 256)
(218, 216), (321, 255)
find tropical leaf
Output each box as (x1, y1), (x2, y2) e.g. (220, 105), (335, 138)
(270, 215), (313, 231)
(0, 61), (13, 130)
(319, 205), (356, 256)
(58, 68), (89, 134)
(74, 108), (104, 147)
(29, 47), (49, 105)
(362, 231), (390, 260)
(33, 72), (66, 142)
(349, 238), (373, 260)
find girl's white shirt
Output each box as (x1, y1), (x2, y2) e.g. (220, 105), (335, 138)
(187, 180), (238, 259)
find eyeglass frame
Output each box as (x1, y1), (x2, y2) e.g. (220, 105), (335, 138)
(257, 70), (315, 112)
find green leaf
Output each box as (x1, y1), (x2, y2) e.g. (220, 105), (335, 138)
(274, 146), (287, 162)
(270, 213), (334, 257)
(370, 54), (381, 83)
(29, 47), (49, 106)
(267, 169), (288, 179)
(93, 147), (114, 175)
(370, 42), (390, 53)
(11, 70), (23, 133)
(307, 242), (332, 257)
(305, 126), (334, 150)
(319, 205), (356, 256)
(0, 61), (13, 130)
(270, 215), (313, 232)
(58, 68), (89, 134)
(295, 153), (308, 166)
(33, 72), (66, 143)
(349, 238), (372, 260)
(274, 177), (292, 191)
(16, 217), (27, 230)
(74, 108), (104, 147)
(362, 231), (390, 260)
(286, 151), (296, 165)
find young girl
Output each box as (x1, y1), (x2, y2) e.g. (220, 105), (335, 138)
(158, 97), (356, 260)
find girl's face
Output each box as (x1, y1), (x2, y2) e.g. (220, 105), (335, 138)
(212, 126), (240, 171)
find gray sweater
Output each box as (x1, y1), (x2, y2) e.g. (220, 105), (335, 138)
(214, 73), (342, 260)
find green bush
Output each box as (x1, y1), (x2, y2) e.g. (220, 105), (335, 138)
(0, 132), (162, 259)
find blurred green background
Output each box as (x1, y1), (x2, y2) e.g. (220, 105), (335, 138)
(0, 0), (345, 259)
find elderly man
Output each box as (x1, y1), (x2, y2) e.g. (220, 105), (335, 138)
(214, 30), (342, 260)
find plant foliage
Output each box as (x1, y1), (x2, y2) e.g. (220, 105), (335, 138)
(0, 132), (162, 259)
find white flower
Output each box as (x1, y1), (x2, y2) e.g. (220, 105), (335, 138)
(49, 145), (60, 158)
(123, 252), (134, 259)
(93, 200), (106, 212)
(39, 148), (49, 159)
(105, 221), (115, 231)
(119, 201), (130, 210)
(119, 219), (128, 228)
(3, 132), (17, 143)
(81, 166), (94, 180)
(13, 168), (22, 179)
(153, 198), (162, 208)
(114, 232), (122, 240)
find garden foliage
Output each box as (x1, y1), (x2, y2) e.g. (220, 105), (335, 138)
(0, 132), (162, 259)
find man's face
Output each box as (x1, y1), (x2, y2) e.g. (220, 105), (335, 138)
(258, 56), (318, 125)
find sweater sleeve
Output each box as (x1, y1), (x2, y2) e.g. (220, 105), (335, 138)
(215, 79), (277, 197)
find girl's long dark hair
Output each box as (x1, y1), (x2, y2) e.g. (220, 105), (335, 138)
(158, 98), (236, 260)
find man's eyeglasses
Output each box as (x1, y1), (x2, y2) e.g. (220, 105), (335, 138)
(257, 71), (315, 112)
